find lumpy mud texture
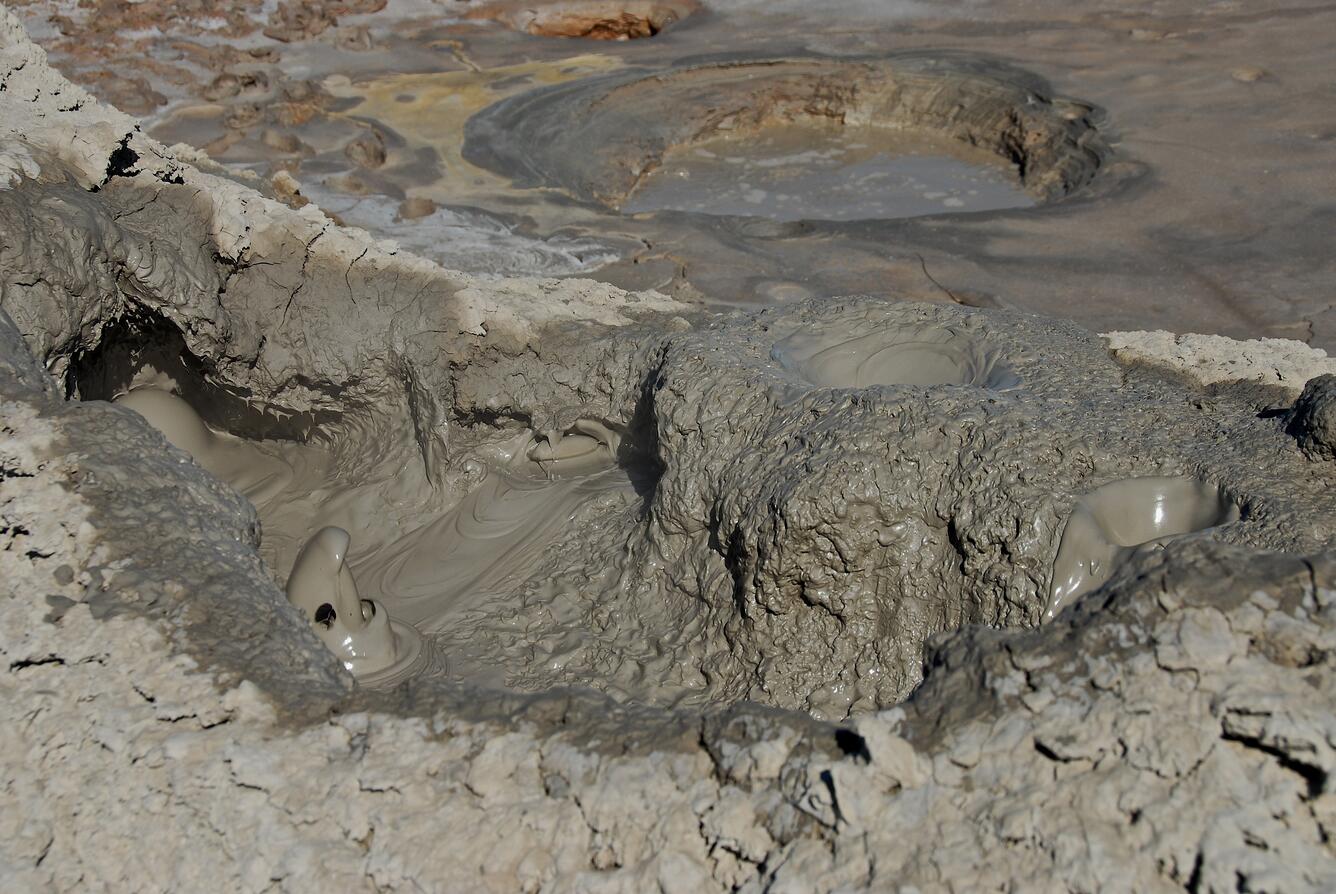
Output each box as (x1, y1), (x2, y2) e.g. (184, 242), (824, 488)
(2, 96), (1333, 713)
(1291, 374), (1336, 462)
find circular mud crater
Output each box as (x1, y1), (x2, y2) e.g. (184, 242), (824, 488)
(463, 54), (1113, 222)
(772, 322), (1021, 389)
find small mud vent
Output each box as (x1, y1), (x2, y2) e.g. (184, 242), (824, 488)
(1048, 476), (1241, 618)
(771, 323), (1020, 390)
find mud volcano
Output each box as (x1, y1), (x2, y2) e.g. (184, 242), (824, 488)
(5, 8), (1336, 890)
(464, 54), (1111, 218)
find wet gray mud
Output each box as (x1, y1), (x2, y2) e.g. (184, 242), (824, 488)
(16, 0), (1335, 343)
(6, 4), (1336, 891)
(1047, 476), (1241, 619)
(620, 126), (1034, 222)
(459, 51), (1112, 303)
(26, 167), (1334, 714)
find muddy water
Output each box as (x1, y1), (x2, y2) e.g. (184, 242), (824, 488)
(113, 385), (642, 688)
(622, 125), (1032, 222)
(354, 464), (633, 630)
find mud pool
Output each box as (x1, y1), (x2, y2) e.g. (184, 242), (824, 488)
(18, 0), (1334, 342)
(621, 125), (1033, 221)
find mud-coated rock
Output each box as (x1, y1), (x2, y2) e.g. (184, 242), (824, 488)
(1291, 373), (1336, 461)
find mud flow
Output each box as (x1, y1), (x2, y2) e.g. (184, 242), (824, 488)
(64, 284), (1332, 722)
(19, 0), (1336, 721)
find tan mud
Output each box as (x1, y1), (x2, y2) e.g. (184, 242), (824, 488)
(286, 525), (426, 684)
(114, 385), (635, 688)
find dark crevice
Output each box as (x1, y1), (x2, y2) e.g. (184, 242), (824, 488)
(103, 134), (139, 182)
(10, 656), (65, 671)
(67, 303), (333, 441)
(834, 728), (871, 763)
(1222, 729), (1327, 798)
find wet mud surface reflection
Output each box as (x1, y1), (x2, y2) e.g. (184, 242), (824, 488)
(623, 125), (1032, 222)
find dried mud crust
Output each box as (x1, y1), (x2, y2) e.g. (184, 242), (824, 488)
(462, 53), (1115, 210)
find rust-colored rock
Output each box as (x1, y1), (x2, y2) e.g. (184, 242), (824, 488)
(397, 196), (438, 220)
(468, 0), (700, 40)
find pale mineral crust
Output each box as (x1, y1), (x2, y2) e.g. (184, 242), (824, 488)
(2, 8), (1335, 892)
(1105, 329), (1336, 397)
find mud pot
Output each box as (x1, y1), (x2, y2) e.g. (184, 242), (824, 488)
(5, 3), (1336, 890)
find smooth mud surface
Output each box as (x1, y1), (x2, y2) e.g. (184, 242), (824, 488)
(772, 320), (1021, 389)
(1047, 476), (1242, 618)
(621, 125), (1032, 221)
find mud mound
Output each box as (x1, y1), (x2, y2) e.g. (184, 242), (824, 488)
(3, 10), (1336, 889)
(463, 54), (1112, 212)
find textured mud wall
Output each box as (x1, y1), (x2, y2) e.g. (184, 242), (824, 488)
(3, 8), (1336, 890)
(443, 297), (1336, 713)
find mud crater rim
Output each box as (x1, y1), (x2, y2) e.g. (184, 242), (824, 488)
(462, 54), (1114, 224)
(1047, 475), (1243, 618)
(771, 323), (1022, 390)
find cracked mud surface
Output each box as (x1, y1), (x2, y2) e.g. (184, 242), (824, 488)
(3, 4), (1336, 891)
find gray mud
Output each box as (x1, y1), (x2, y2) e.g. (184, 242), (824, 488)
(4, 5), (1336, 891)
(462, 53), (1106, 208)
(9, 141), (1333, 713)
